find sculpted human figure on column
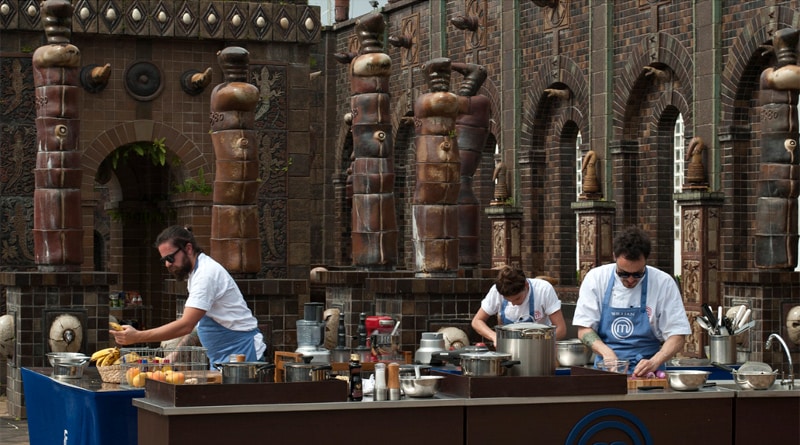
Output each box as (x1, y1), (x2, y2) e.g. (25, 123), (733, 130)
(452, 62), (491, 267)
(412, 58), (461, 276)
(209, 46), (261, 274)
(756, 27), (800, 269)
(348, 11), (398, 270)
(32, 0), (83, 269)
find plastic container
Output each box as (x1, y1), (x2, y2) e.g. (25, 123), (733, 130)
(120, 346), (208, 388)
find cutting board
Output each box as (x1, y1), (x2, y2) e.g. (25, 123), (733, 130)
(627, 377), (667, 390)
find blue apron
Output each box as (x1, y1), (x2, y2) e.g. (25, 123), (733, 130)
(500, 280), (535, 325)
(594, 268), (661, 373)
(197, 315), (261, 368)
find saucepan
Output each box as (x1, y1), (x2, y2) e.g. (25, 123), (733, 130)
(712, 361), (778, 390)
(459, 351), (520, 377)
(214, 362), (276, 384)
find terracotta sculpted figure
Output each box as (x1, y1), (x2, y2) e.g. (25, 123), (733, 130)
(452, 62), (491, 267)
(756, 27), (800, 269)
(32, 0), (83, 270)
(580, 149), (600, 197)
(209, 47), (261, 274)
(684, 136), (707, 187)
(348, 12), (398, 270)
(412, 57), (461, 276)
(492, 153), (509, 203)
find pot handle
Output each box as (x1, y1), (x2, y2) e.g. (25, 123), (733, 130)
(711, 362), (735, 374)
(500, 360), (521, 369)
(213, 363), (223, 371)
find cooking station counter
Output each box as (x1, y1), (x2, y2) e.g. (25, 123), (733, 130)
(133, 381), (740, 445)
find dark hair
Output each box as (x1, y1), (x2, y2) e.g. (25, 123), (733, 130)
(154, 225), (203, 253)
(613, 226), (651, 261)
(494, 265), (527, 297)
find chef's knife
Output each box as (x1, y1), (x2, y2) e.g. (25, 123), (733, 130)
(702, 304), (718, 334)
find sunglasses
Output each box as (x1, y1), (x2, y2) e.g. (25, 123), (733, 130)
(159, 247), (182, 264)
(616, 267), (646, 279)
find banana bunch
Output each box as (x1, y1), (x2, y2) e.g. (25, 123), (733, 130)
(109, 322), (123, 331)
(91, 347), (121, 367)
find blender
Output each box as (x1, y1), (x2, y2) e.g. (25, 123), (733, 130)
(295, 303), (331, 363)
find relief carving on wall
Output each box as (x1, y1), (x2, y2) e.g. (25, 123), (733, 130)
(683, 209), (700, 252)
(682, 259), (700, 304)
(492, 220), (506, 258)
(685, 309), (702, 356)
(579, 216), (595, 256)
(250, 64), (289, 277)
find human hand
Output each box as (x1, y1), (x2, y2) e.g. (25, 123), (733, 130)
(632, 358), (659, 377)
(110, 325), (137, 346)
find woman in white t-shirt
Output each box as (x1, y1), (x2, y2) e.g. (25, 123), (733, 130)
(472, 266), (567, 345)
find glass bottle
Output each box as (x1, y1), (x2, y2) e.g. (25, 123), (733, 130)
(348, 353), (363, 401)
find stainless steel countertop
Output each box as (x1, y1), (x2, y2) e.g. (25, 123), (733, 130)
(132, 383), (741, 416)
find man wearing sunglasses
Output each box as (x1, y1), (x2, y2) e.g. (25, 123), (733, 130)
(110, 225), (267, 367)
(573, 226), (690, 377)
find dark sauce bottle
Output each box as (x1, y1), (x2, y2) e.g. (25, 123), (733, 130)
(348, 353), (363, 401)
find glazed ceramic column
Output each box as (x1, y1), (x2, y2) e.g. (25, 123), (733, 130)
(452, 62), (490, 269)
(349, 12), (398, 270)
(412, 58), (461, 277)
(209, 47), (261, 274)
(32, 0), (83, 271)
(756, 28), (800, 269)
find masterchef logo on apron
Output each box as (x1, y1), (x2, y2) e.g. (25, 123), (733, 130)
(611, 317), (635, 339)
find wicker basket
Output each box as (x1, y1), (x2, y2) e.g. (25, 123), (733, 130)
(97, 365), (122, 384)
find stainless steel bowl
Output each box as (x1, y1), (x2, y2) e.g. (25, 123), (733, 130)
(556, 339), (592, 367)
(399, 375), (444, 397)
(665, 370), (710, 391)
(46, 352), (90, 368)
(734, 370), (777, 390)
(51, 356), (90, 379)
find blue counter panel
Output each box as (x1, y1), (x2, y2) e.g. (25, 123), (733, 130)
(21, 367), (144, 445)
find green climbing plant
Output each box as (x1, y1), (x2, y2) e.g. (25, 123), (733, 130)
(174, 166), (213, 195)
(111, 137), (167, 169)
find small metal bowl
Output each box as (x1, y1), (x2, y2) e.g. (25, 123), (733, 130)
(46, 352), (90, 368)
(51, 356), (90, 379)
(400, 375), (444, 398)
(665, 370), (710, 391)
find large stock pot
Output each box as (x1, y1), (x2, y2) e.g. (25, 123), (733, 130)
(495, 322), (556, 376)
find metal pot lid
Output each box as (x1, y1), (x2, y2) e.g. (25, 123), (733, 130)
(460, 351), (512, 360)
(496, 322), (552, 331)
(215, 362), (275, 369)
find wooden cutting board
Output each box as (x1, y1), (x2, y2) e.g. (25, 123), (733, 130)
(627, 377), (667, 390)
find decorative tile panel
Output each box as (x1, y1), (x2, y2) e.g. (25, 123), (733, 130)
(198, 0), (222, 39)
(222, 1), (248, 41)
(249, 2), (272, 42)
(0, 0), (19, 30)
(174, 0), (199, 39)
(72, 0), (97, 34)
(151, 0), (175, 37)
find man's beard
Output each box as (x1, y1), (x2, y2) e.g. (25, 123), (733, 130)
(172, 261), (193, 281)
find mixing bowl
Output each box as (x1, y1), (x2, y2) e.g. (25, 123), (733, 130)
(665, 370), (710, 391)
(46, 352), (90, 367)
(596, 359), (629, 374)
(399, 375), (444, 397)
(556, 339), (592, 367)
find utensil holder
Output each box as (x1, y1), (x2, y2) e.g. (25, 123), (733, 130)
(709, 335), (737, 364)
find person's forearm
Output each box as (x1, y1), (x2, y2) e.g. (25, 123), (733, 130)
(471, 320), (496, 343)
(650, 335), (685, 367)
(578, 327), (615, 360)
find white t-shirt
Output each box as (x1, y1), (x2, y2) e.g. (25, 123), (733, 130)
(186, 253), (265, 355)
(480, 278), (562, 325)
(572, 263), (691, 341)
